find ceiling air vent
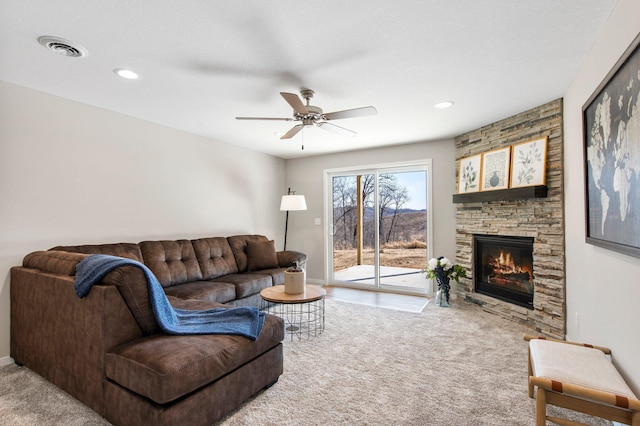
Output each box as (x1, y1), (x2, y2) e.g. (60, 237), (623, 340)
(38, 36), (88, 58)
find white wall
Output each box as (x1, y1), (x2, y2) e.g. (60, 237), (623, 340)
(0, 81), (286, 363)
(564, 0), (640, 394)
(283, 140), (457, 283)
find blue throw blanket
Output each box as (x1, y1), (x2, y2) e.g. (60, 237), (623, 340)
(74, 254), (265, 340)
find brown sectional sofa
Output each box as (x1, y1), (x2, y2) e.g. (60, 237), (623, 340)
(10, 234), (307, 426)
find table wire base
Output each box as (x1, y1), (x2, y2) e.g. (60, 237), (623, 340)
(262, 298), (325, 341)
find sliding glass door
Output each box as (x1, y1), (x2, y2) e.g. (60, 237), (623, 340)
(325, 161), (432, 295)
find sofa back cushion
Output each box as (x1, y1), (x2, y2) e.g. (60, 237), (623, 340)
(139, 240), (203, 287)
(50, 242), (143, 262)
(227, 235), (269, 272)
(191, 237), (239, 279)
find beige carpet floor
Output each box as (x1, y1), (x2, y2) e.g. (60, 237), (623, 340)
(0, 298), (611, 425)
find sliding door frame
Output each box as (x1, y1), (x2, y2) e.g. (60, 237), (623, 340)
(323, 159), (433, 296)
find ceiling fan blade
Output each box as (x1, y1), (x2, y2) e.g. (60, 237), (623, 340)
(317, 121), (357, 137)
(280, 124), (304, 139)
(236, 116), (294, 121)
(280, 92), (309, 115)
(323, 106), (377, 121)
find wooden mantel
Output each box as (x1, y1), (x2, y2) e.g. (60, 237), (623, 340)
(452, 185), (548, 203)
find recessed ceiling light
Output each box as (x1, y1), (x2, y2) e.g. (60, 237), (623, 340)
(434, 101), (455, 109)
(113, 68), (141, 80)
(275, 131), (285, 137)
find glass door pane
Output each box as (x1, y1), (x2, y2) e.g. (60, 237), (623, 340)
(378, 170), (428, 292)
(331, 173), (377, 287)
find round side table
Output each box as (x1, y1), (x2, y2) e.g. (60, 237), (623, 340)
(260, 285), (326, 341)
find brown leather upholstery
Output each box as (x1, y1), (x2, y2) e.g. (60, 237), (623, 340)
(191, 237), (239, 279)
(227, 234), (269, 272)
(139, 240), (203, 287)
(105, 312), (284, 404)
(23, 250), (159, 335)
(12, 234), (298, 425)
(212, 273), (272, 299)
(51, 242), (143, 262)
(23, 250), (88, 276)
(163, 280), (236, 304)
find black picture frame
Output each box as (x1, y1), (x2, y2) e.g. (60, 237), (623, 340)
(583, 32), (640, 258)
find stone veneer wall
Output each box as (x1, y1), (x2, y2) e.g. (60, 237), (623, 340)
(454, 99), (565, 338)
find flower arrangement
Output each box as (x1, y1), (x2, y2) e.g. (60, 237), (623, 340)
(423, 256), (466, 305)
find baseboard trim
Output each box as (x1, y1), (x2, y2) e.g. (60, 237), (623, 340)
(0, 356), (15, 367)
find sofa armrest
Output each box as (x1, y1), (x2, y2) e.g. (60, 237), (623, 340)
(23, 250), (89, 276)
(277, 250), (307, 269)
(23, 250), (159, 335)
(10, 265), (144, 415)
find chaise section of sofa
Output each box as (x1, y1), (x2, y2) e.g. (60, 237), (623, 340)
(11, 234), (306, 425)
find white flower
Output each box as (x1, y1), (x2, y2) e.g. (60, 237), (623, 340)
(440, 257), (452, 269)
(427, 258), (439, 270)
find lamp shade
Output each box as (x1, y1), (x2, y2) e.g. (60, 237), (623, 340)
(280, 194), (307, 211)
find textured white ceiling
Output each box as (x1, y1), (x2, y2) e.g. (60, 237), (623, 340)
(0, 1), (618, 159)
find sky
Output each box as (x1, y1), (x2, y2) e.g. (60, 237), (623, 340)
(394, 170), (427, 211)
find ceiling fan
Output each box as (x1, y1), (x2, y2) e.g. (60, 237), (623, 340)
(236, 89), (377, 139)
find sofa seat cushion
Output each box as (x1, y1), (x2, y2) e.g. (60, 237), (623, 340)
(212, 273), (272, 299)
(105, 312), (285, 405)
(163, 280), (236, 304)
(247, 268), (287, 286)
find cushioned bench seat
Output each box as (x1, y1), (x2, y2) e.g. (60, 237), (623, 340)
(526, 335), (640, 425)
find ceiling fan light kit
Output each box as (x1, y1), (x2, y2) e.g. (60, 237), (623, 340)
(236, 89), (377, 142)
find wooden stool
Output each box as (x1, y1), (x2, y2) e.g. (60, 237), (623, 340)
(525, 335), (640, 425)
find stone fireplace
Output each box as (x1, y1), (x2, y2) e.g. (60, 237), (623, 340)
(454, 99), (565, 339)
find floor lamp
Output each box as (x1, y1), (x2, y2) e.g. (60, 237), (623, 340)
(280, 188), (307, 250)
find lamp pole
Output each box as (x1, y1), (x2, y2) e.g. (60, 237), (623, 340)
(284, 188), (291, 250)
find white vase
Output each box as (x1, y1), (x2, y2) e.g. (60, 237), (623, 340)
(284, 270), (305, 294)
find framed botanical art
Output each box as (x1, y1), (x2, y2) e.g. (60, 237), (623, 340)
(510, 136), (548, 188)
(458, 154), (482, 193)
(583, 32), (640, 258)
(481, 147), (510, 191)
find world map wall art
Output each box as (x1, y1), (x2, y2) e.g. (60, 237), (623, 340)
(583, 32), (640, 259)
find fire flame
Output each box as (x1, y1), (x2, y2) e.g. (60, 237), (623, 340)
(489, 250), (527, 276)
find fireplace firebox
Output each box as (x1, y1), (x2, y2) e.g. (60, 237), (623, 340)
(474, 235), (534, 309)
